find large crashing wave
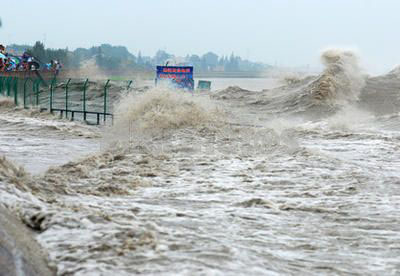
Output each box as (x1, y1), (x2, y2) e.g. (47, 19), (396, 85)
(311, 49), (365, 103)
(388, 65), (400, 78)
(213, 49), (367, 117)
(105, 88), (226, 146)
(358, 64), (400, 115)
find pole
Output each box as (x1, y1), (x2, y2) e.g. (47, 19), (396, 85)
(0, 77), (3, 95)
(35, 79), (41, 106)
(50, 78), (56, 113)
(104, 79), (110, 123)
(127, 80), (133, 90)
(13, 78), (18, 106)
(83, 79), (89, 121)
(6, 77), (12, 97)
(65, 78), (71, 118)
(23, 78), (30, 108)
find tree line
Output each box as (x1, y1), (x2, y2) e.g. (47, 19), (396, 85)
(6, 41), (271, 73)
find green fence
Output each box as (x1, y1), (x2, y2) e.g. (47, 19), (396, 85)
(0, 76), (134, 125)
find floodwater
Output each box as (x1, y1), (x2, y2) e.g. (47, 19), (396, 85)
(1, 49), (400, 275)
(0, 111), (100, 174)
(199, 77), (281, 91)
(142, 77), (281, 92)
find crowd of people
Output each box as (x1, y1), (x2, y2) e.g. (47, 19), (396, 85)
(0, 44), (62, 74)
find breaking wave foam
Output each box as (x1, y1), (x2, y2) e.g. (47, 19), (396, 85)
(311, 49), (366, 103)
(107, 88), (226, 145)
(212, 49), (369, 119)
(0, 96), (15, 108)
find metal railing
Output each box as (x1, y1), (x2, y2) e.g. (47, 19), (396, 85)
(0, 76), (134, 125)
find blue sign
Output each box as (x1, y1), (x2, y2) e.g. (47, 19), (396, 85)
(156, 66), (194, 90)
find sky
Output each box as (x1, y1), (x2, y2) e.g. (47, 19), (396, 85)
(1, 0), (400, 74)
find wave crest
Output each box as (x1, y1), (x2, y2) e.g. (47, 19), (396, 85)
(312, 49), (365, 103)
(108, 88), (226, 144)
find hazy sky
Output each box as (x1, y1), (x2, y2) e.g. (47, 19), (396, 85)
(1, 0), (400, 73)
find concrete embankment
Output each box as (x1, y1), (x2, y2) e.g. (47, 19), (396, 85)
(0, 206), (54, 276)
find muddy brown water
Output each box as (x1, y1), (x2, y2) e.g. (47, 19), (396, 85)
(0, 206), (54, 276)
(1, 55), (400, 275)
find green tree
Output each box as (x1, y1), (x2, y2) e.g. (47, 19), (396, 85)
(225, 53), (239, 72)
(154, 50), (171, 65)
(188, 55), (202, 70)
(202, 52), (219, 71)
(95, 47), (104, 67)
(47, 48), (68, 65)
(28, 41), (46, 62)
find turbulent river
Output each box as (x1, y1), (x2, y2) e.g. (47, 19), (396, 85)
(0, 49), (400, 275)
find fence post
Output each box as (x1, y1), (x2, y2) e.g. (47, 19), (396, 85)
(127, 80), (133, 90)
(5, 77), (8, 96)
(13, 78), (18, 106)
(50, 78), (57, 113)
(83, 79), (89, 121)
(23, 78), (31, 108)
(0, 77), (3, 95)
(6, 77), (12, 97)
(65, 78), (71, 118)
(34, 79), (41, 106)
(104, 79), (110, 123)
(1, 77), (5, 95)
